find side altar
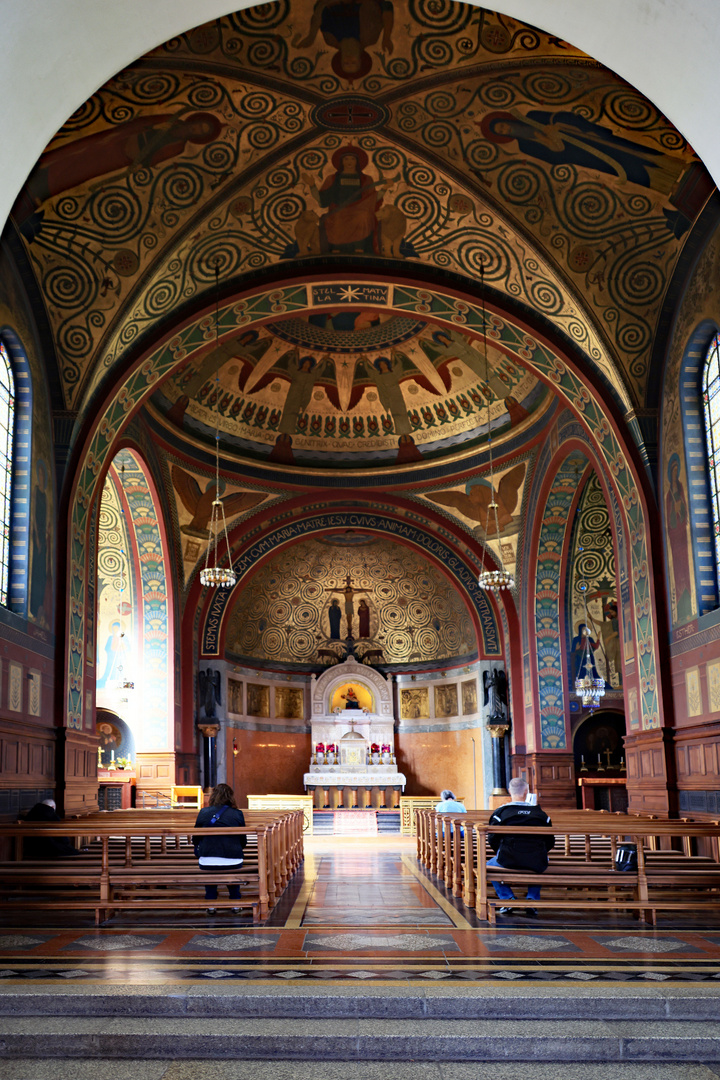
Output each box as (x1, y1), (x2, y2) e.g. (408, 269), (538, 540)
(303, 656), (406, 809)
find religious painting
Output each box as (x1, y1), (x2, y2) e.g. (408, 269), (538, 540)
(707, 660), (720, 714)
(247, 683), (270, 718)
(8, 662), (21, 713)
(434, 684), (458, 719)
(664, 451), (698, 627)
(275, 686), (304, 720)
(461, 679), (478, 716)
(568, 475), (622, 690)
(225, 537), (476, 666)
(95, 477), (134, 693)
(96, 713), (135, 767)
(227, 678), (243, 716)
(400, 687), (429, 720)
(685, 667), (702, 718)
(331, 681), (374, 713)
(628, 687), (639, 730)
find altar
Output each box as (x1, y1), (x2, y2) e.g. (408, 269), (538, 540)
(303, 656), (406, 809)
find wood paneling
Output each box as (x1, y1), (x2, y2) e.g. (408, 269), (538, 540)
(59, 728), (99, 817)
(673, 720), (720, 820)
(0, 717), (56, 790)
(135, 752), (176, 804)
(524, 753), (575, 809)
(623, 727), (676, 817)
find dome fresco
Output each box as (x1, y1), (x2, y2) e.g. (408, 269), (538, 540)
(224, 537), (478, 667)
(153, 305), (549, 467)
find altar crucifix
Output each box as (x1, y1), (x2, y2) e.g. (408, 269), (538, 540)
(325, 574), (371, 638)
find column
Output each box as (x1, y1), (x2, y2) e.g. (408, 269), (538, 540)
(197, 723), (220, 791)
(487, 721), (510, 804)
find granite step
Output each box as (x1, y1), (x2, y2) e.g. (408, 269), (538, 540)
(1, 989), (719, 1021)
(2, 1016), (720, 1061)
(5, 1061), (720, 1079)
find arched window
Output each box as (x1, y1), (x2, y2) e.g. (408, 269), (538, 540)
(703, 332), (720, 574)
(0, 341), (15, 606)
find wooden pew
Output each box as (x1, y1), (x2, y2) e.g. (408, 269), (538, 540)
(0, 810), (304, 925)
(463, 819), (720, 925)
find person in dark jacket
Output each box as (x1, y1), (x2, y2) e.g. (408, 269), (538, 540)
(487, 776), (554, 917)
(193, 783), (247, 913)
(23, 799), (80, 859)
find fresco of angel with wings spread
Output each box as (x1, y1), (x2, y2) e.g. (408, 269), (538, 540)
(171, 466), (266, 538)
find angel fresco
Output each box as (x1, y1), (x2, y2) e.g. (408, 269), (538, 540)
(418, 327), (526, 419)
(427, 463), (526, 535)
(292, 0), (394, 82)
(12, 111), (223, 239)
(171, 466), (266, 538)
(478, 109), (698, 237)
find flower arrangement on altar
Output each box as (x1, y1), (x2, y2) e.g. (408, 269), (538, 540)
(370, 743), (380, 753)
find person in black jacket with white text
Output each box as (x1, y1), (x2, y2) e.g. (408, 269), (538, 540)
(487, 776), (554, 917)
(193, 783), (247, 914)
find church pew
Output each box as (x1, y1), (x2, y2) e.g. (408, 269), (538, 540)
(416, 810), (718, 912)
(468, 821), (720, 925)
(0, 821), (289, 924)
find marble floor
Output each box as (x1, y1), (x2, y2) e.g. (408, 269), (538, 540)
(2, 836), (720, 985)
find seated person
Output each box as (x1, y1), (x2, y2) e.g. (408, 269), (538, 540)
(435, 789), (466, 813)
(23, 799), (80, 858)
(193, 783), (247, 915)
(435, 789), (467, 838)
(487, 776), (554, 917)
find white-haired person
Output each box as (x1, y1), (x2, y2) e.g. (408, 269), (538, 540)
(486, 776), (554, 917)
(435, 789), (466, 813)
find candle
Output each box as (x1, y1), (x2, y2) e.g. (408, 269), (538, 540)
(111, 750), (115, 763)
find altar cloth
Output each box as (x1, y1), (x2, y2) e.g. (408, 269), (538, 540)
(303, 771), (406, 788)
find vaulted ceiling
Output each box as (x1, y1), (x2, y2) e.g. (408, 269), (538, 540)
(9, 0), (716, 487)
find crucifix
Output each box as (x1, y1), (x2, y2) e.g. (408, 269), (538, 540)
(325, 574), (371, 637)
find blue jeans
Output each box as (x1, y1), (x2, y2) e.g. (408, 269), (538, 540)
(487, 856), (541, 901)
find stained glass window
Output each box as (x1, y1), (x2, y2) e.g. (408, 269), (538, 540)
(0, 343), (14, 606)
(703, 333), (720, 571)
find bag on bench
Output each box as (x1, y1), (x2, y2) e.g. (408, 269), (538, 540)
(614, 843), (637, 872)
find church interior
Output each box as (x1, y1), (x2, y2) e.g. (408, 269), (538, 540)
(3, 0), (720, 1072)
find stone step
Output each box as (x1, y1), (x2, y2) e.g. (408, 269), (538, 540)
(1, 989), (719, 1021)
(2, 1015), (720, 1061)
(5, 1061), (720, 1080)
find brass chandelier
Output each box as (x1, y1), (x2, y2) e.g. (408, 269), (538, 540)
(477, 262), (515, 593)
(200, 262), (237, 590)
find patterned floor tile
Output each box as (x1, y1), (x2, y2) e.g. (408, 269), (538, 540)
(63, 934), (166, 952)
(182, 934), (280, 952)
(593, 935), (703, 954)
(482, 934), (575, 952)
(303, 933), (458, 952)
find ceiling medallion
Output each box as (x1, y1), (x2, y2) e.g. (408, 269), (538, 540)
(311, 97), (389, 133)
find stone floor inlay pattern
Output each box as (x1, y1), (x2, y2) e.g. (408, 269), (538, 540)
(0, 839), (719, 983)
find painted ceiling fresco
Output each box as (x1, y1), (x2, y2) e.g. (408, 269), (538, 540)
(224, 535), (477, 666)
(12, 0), (712, 448)
(153, 303), (550, 465)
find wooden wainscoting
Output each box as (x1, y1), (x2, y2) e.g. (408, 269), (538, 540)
(524, 752), (576, 808)
(59, 728), (99, 817)
(673, 720), (720, 818)
(135, 752), (176, 805)
(0, 716), (56, 818)
(624, 726), (676, 817)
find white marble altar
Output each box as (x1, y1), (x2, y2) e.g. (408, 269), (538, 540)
(303, 657), (406, 808)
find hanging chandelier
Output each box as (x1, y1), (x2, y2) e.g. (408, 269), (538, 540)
(477, 262), (515, 592)
(574, 540), (605, 709)
(200, 261), (237, 590)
